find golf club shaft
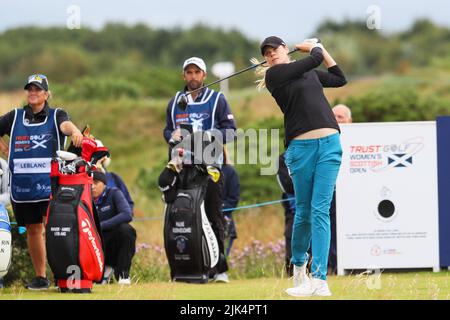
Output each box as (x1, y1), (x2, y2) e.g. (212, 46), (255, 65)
(185, 48), (299, 97)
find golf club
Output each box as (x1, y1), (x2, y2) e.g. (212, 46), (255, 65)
(177, 47), (303, 110)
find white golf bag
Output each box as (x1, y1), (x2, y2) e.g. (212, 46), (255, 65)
(0, 203), (11, 278)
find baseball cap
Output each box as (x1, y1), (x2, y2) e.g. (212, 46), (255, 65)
(260, 36), (287, 55)
(182, 57), (207, 72)
(24, 74), (49, 91)
(158, 167), (178, 203)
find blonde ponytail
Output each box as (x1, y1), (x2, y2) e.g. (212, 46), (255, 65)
(250, 57), (269, 91)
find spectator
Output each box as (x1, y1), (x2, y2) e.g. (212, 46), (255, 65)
(276, 153), (296, 277)
(95, 140), (134, 213)
(332, 104), (352, 124)
(92, 171), (136, 285)
(221, 148), (240, 257)
(327, 104), (353, 275)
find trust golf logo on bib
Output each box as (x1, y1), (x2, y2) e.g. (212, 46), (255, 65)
(13, 134), (53, 152)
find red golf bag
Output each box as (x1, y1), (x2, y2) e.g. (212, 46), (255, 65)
(46, 137), (107, 293)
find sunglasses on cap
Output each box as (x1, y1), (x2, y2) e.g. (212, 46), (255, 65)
(28, 74), (47, 82)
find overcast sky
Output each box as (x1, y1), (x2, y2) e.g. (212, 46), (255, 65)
(1, 0), (449, 42)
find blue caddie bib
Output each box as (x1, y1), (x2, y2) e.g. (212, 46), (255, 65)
(171, 88), (222, 132)
(8, 108), (63, 202)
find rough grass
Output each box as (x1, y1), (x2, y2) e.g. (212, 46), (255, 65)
(1, 272), (450, 300)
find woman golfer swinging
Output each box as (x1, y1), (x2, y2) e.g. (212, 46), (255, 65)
(259, 36), (346, 296)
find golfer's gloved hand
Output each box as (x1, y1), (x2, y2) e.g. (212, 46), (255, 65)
(304, 38), (320, 44)
(305, 38), (324, 51)
(296, 41), (318, 53)
(300, 38), (324, 52)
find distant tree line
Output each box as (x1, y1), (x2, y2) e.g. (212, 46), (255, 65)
(0, 19), (449, 98)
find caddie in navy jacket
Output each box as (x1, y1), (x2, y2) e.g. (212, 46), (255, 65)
(92, 171), (136, 284)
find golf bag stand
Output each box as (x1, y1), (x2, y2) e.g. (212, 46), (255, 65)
(0, 203), (11, 282)
(46, 139), (105, 293)
(163, 166), (220, 283)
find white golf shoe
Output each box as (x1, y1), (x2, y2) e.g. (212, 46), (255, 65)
(286, 275), (314, 297)
(293, 261), (308, 287)
(118, 277), (131, 285)
(286, 277), (332, 297)
(311, 278), (332, 296)
(213, 272), (230, 283)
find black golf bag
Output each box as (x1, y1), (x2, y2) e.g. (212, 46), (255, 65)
(163, 166), (220, 283)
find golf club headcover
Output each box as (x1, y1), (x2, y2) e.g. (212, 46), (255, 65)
(167, 153), (183, 173)
(206, 166), (220, 183)
(81, 137), (97, 162)
(177, 94), (188, 111)
(90, 148), (110, 165)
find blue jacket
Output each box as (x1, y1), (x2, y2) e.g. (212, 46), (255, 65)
(94, 186), (132, 232)
(105, 171), (134, 213)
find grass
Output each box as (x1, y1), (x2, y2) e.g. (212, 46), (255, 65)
(1, 272), (449, 300)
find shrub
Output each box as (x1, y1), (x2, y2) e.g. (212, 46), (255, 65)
(342, 82), (450, 122)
